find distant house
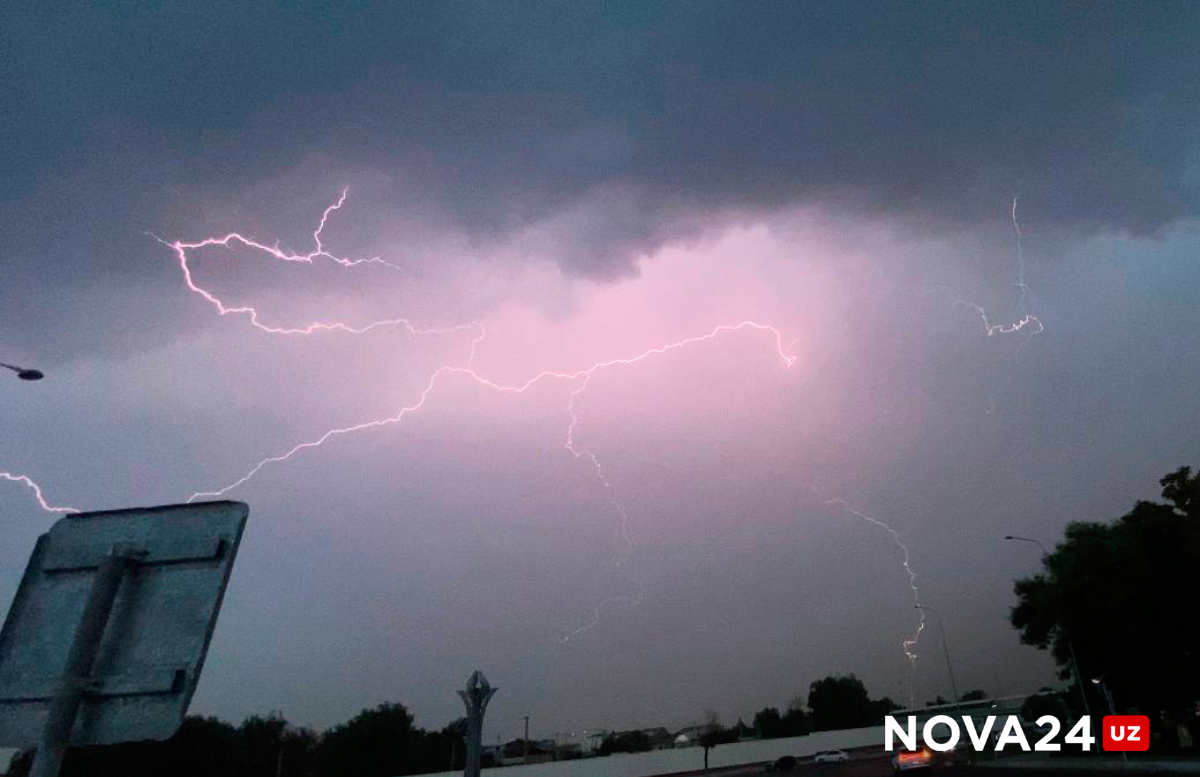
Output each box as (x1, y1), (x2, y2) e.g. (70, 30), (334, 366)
(673, 723), (719, 747)
(498, 738), (554, 766)
(640, 727), (675, 750)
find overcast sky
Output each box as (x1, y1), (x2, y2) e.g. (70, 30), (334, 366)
(2, 2), (1199, 739)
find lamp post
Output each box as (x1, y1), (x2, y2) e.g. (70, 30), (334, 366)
(1, 362), (44, 381)
(1092, 673), (1127, 764)
(1003, 535), (1091, 718)
(915, 604), (959, 705)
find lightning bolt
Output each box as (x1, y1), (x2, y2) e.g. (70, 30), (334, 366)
(823, 499), (924, 661)
(1011, 195), (1030, 311)
(4, 191), (927, 665)
(0, 472), (79, 514)
(822, 497), (924, 709)
(149, 187), (479, 337)
(952, 304), (1043, 337)
(953, 196), (1043, 338)
(160, 193), (806, 639)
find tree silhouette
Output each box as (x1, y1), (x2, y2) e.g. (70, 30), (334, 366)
(699, 711), (724, 773)
(807, 675), (871, 731)
(1010, 466), (1200, 717)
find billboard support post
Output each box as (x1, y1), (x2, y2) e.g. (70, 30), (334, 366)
(0, 501), (249, 777)
(31, 551), (139, 777)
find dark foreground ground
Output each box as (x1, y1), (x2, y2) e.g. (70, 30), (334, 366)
(703, 753), (1200, 777)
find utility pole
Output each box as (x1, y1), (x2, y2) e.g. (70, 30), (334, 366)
(915, 605), (959, 705)
(522, 716), (530, 765)
(1093, 675), (1127, 764)
(458, 671), (497, 777)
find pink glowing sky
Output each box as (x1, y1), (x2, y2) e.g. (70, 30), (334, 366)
(3, 2), (1199, 739)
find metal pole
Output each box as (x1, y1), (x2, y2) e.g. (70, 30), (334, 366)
(916, 605), (959, 703)
(1095, 680), (1127, 764)
(523, 716), (529, 765)
(1005, 535), (1091, 718)
(1004, 535), (1047, 556)
(31, 552), (134, 777)
(1065, 636), (1092, 719)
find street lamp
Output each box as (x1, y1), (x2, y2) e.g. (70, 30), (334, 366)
(1090, 674), (1117, 715)
(915, 604), (960, 705)
(1, 363), (44, 381)
(1003, 535), (1047, 555)
(1003, 534), (1091, 718)
(1091, 673), (1127, 764)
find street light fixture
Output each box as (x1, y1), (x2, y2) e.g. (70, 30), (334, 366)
(915, 604), (960, 705)
(1, 363), (44, 381)
(1003, 535), (1048, 555)
(1091, 672), (1128, 763)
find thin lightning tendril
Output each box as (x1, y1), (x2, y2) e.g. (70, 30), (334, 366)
(185, 320), (797, 503)
(953, 196), (1043, 338)
(824, 499), (924, 664)
(816, 494), (924, 707)
(0, 472), (79, 514)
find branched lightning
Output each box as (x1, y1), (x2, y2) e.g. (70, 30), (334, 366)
(952, 303), (1043, 337)
(186, 320), (797, 503)
(3, 190), (929, 665)
(161, 192), (805, 639)
(954, 196), (1044, 338)
(149, 187), (481, 337)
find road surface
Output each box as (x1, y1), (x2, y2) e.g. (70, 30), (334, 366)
(708, 753), (1200, 777)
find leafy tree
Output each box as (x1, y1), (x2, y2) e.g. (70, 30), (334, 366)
(960, 689), (988, 702)
(752, 707), (784, 739)
(866, 696), (897, 723)
(781, 695), (810, 736)
(8, 715), (309, 777)
(1010, 467), (1200, 715)
(807, 675), (872, 731)
(1020, 690), (1068, 723)
(317, 702), (422, 777)
(698, 711), (724, 773)
(9, 704), (452, 777)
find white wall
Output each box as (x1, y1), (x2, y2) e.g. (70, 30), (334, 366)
(417, 727), (886, 777)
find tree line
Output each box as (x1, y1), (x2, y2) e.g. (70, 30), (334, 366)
(7, 704), (465, 777)
(600, 672), (909, 757)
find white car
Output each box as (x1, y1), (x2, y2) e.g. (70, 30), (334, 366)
(813, 749), (849, 763)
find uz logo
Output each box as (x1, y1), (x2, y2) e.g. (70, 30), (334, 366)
(1103, 715), (1149, 752)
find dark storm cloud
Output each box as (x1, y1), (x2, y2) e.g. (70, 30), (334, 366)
(2, 1), (1198, 354)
